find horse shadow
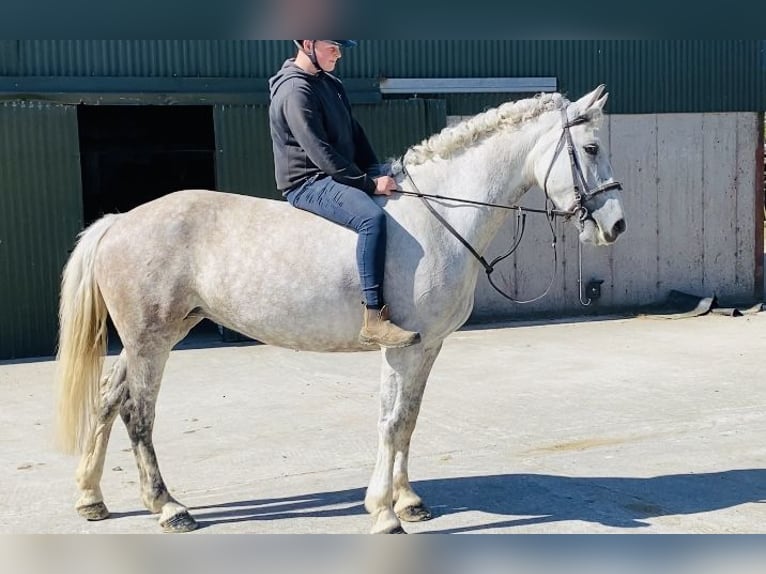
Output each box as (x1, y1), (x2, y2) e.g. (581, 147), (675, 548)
(190, 469), (766, 533)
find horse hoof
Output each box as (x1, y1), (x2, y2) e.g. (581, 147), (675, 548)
(389, 526), (408, 534)
(397, 504), (432, 522)
(78, 502), (110, 521)
(160, 511), (198, 533)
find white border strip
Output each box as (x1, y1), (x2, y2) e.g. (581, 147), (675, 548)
(379, 77), (557, 94)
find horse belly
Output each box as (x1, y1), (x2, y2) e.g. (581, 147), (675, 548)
(195, 219), (371, 352)
(206, 290), (372, 352)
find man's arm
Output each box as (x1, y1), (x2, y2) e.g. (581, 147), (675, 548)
(351, 118), (379, 173)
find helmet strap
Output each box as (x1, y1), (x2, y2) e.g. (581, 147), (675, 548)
(298, 40), (324, 74)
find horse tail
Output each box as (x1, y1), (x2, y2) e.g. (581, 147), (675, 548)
(55, 214), (121, 454)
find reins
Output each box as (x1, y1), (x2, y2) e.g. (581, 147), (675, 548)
(396, 168), (563, 305)
(393, 189), (575, 218)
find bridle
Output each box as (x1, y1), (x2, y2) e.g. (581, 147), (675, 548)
(396, 105), (622, 306)
(544, 108), (623, 227)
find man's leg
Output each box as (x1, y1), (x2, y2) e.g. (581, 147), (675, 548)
(286, 177), (420, 348)
(287, 177), (385, 308)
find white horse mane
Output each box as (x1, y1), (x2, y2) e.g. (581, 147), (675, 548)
(395, 92), (568, 170)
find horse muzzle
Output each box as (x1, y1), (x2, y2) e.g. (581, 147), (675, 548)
(580, 196), (626, 246)
(579, 214), (626, 246)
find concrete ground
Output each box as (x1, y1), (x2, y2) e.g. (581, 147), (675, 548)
(2, 312), (766, 534)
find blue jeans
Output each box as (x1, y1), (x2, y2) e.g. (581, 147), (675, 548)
(286, 171), (389, 309)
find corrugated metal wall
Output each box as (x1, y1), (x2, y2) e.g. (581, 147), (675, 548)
(0, 41), (763, 113)
(340, 40), (765, 114)
(0, 40), (18, 75)
(10, 41), (291, 78)
(352, 99), (447, 160)
(214, 104), (278, 199)
(0, 101), (82, 360)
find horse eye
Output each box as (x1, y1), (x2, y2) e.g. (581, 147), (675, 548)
(584, 144), (599, 156)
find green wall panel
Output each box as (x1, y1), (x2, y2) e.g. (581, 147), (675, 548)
(0, 102), (82, 360)
(0, 41), (762, 113)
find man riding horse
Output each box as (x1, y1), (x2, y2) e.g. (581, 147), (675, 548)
(268, 39), (421, 349)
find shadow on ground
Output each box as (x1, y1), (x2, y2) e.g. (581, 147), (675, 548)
(181, 469), (766, 533)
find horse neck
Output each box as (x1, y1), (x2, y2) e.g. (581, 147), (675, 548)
(404, 117), (552, 258)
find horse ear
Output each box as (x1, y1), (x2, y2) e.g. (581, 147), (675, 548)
(569, 85), (608, 122)
(586, 84), (607, 107)
(574, 84), (606, 114)
(593, 92), (609, 111)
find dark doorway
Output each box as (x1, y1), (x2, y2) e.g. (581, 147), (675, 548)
(78, 105), (216, 226)
(78, 105), (221, 340)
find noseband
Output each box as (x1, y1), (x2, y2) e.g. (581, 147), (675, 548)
(397, 105), (623, 306)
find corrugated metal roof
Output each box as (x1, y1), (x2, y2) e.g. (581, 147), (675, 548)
(358, 40), (764, 114)
(12, 40), (294, 78)
(0, 101), (82, 360)
(0, 40), (17, 75)
(568, 40), (765, 114)
(0, 41), (762, 113)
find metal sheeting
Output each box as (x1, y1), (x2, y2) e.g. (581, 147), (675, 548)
(0, 40), (18, 75)
(214, 99), (446, 201)
(437, 92), (543, 116)
(570, 40), (764, 114)
(351, 41), (765, 114)
(214, 104), (281, 200)
(11, 40), (294, 78)
(0, 101), (82, 360)
(360, 40), (764, 114)
(352, 99), (447, 161)
(1, 41), (763, 113)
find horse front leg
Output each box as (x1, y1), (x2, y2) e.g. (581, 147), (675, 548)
(392, 343), (442, 523)
(365, 343), (443, 533)
(120, 349), (197, 533)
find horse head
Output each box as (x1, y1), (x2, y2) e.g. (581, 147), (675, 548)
(529, 85), (626, 246)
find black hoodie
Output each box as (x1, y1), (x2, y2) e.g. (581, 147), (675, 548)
(268, 59), (379, 195)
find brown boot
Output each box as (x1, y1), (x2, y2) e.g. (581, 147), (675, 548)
(359, 305), (421, 348)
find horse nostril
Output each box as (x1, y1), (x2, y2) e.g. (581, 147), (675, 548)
(602, 218), (626, 243)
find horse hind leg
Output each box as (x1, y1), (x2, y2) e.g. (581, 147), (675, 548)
(119, 348), (197, 533)
(75, 351), (128, 521)
(365, 343), (442, 533)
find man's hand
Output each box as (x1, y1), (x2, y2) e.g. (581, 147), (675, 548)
(373, 176), (398, 196)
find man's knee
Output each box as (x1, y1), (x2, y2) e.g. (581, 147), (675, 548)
(361, 209), (386, 233)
